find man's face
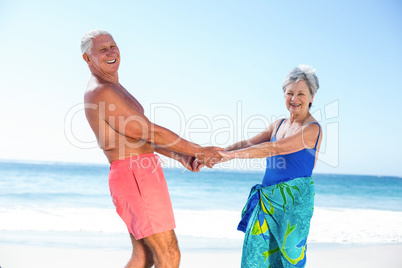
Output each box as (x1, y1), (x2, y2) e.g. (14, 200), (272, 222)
(85, 34), (120, 74)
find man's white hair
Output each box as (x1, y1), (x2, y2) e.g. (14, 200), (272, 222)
(282, 65), (319, 96)
(80, 29), (113, 54)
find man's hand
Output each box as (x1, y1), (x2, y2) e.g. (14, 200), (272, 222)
(192, 158), (205, 172)
(197, 150), (235, 167)
(195, 146), (223, 168)
(178, 154), (202, 172)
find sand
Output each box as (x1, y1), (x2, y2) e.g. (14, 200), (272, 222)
(1, 243), (401, 268)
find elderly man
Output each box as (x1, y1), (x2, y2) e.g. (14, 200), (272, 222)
(81, 29), (221, 268)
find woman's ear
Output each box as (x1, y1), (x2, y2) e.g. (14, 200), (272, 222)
(310, 94), (315, 104)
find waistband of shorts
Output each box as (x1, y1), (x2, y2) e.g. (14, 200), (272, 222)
(110, 153), (158, 168)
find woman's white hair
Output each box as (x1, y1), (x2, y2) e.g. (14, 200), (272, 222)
(80, 29), (112, 54)
(282, 65), (319, 96)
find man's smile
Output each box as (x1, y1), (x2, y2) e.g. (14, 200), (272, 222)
(106, 59), (116, 64)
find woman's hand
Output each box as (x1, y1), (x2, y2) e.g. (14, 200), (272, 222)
(190, 150), (235, 170)
(214, 150), (235, 164)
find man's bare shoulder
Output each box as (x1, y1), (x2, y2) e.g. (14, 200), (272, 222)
(84, 80), (119, 103)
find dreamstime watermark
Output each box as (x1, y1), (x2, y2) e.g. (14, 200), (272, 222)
(64, 100), (339, 171)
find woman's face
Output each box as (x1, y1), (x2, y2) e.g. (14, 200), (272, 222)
(284, 80), (314, 114)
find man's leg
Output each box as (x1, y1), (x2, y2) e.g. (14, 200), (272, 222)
(126, 234), (154, 268)
(143, 229), (180, 268)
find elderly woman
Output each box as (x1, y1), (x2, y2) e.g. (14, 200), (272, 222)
(220, 65), (322, 267)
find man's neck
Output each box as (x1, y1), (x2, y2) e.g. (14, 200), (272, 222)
(90, 68), (119, 84)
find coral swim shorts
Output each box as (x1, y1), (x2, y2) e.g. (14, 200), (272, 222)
(108, 153), (176, 240)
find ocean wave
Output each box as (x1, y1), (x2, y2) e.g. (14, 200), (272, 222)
(0, 207), (401, 245)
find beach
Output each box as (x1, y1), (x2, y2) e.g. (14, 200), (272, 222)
(1, 242), (401, 267)
(1, 161), (402, 267)
(1, 206), (402, 267)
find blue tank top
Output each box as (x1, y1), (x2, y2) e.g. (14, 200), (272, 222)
(262, 119), (321, 186)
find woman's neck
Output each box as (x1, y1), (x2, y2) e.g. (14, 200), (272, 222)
(288, 111), (311, 124)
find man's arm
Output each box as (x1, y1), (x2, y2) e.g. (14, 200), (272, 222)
(91, 86), (221, 166)
(154, 147), (203, 172)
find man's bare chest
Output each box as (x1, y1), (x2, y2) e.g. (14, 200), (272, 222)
(118, 87), (144, 114)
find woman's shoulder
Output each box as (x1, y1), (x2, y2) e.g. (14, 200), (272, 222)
(303, 117), (321, 137)
(304, 116), (321, 127)
(272, 118), (287, 126)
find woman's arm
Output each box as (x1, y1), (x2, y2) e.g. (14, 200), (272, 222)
(224, 120), (281, 151)
(220, 123), (321, 160)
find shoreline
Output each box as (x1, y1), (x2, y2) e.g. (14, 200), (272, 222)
(0, 242), (401, 268)
(2, 159), (401, 178)
(1, 229), (397, 252)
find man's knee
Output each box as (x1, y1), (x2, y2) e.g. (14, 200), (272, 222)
(160, 244), (180, 267)
(169, 246), (181, 265)
(144, 230), (181, 265)
(128, 235), (154, 268)
(166, 238), (180, 259)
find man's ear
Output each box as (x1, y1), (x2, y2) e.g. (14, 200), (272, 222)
(82, 53), (91, 64)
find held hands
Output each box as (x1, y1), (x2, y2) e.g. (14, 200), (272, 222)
(195, 146), (224, 168)
(178, 154), (201, 172)
(198, 150), (235, 166)
(177, 152), (215, 172)
(179, 147), (236, 172)
(192, 147), (235, 171)
(177, 147), (223, 172)
(216, 150), (235, 163)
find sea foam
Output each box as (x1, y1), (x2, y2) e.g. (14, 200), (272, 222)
(1, 206), (401, 245)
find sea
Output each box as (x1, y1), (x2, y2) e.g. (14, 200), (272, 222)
(0, 160), (401, 251)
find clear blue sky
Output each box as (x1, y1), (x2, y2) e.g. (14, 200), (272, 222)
(1, 0), (401, 176)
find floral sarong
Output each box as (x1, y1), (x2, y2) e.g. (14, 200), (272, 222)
(238, 177), (315, 268)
